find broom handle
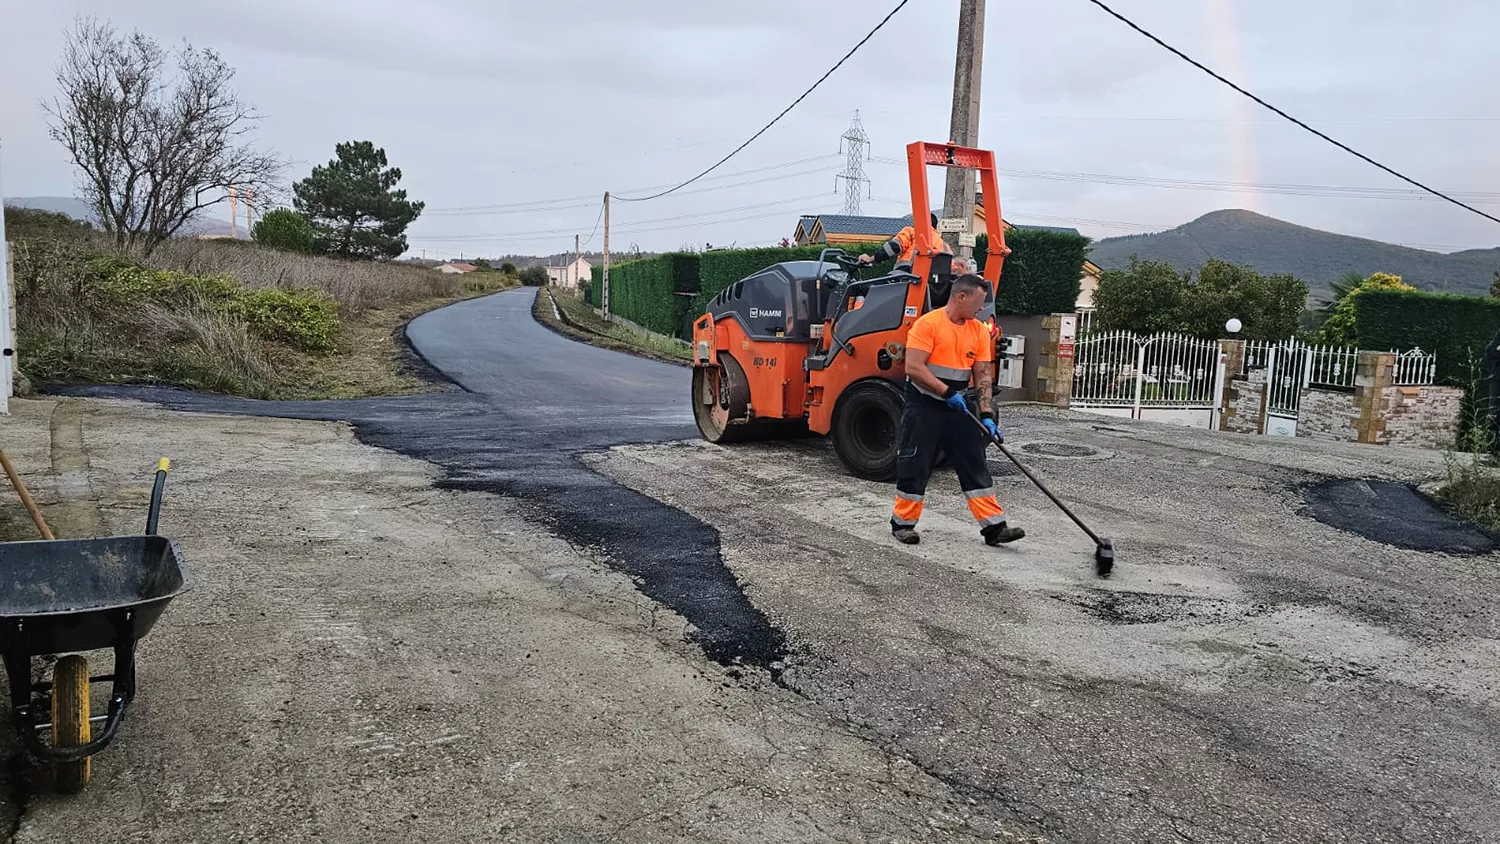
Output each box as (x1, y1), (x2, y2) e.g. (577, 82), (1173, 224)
(0, 449), (54, 540)
(967, 412), (1103, 546)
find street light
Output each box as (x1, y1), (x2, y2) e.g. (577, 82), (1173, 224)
(1225, 318), (1243, 335)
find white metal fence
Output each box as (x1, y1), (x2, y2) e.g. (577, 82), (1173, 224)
(1072, 331), (1225, 428)
(1393, 347), (1438, 386)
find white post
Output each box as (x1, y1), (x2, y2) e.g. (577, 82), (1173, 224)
(0, 140), (13, 415)
(1131, 339), (1146, 419)
(1210, 343), (1228, 430)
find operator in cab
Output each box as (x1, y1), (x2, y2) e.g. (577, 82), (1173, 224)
(856, 213), (951, 272)
(889, 273), (1024, 547)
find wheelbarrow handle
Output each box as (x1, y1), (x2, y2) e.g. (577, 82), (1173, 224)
(146, 458), (170, 536)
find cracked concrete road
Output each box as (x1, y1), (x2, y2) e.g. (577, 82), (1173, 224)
(588, 412), (1500, 843)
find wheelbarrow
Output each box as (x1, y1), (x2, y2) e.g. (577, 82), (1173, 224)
(0, 459), (190, 792)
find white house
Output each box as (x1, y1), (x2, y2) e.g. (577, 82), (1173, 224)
(546, 257), (593, 288)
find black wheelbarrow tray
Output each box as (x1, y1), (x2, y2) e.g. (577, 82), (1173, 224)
(0, 459), (189, 792)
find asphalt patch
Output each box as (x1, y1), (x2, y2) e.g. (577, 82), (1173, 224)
(1300, 478), (1498, 555)
(48, 383), (790, 674)
(1020, 442), (1100, 458)
(1053, 590), (1277, 625)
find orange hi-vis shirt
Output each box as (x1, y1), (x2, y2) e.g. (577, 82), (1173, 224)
(886, 225), (950, 263)
(905, 308), (993, 399)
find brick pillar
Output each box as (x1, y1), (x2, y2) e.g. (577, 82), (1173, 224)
(1035, 313), (1077, 408)
(1354, 351), (1396, 444)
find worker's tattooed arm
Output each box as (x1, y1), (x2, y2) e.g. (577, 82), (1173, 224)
(973, 361), (994, 413)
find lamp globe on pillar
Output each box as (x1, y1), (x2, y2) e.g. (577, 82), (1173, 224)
(1225, 318), (1243, 335)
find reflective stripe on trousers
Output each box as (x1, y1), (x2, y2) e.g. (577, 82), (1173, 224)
(891, 490), (923, 527)
(965, 486), (1007, 527)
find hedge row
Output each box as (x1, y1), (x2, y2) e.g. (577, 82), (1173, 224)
(586, 252), (700, 336)
(975, 229), (1090, 316)
(582, 229), (1088, 340)
(1353, 288), (1500, 383)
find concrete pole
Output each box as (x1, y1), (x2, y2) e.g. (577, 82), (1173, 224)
(602, 192), (611, 319)
(0, 140), (12, 413)
(942, 0), (985, 262)
(574, 233), (581, 291)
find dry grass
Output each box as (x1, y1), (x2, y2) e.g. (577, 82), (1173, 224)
(143, 238), (464, 315)
(11, 227), (517, 399)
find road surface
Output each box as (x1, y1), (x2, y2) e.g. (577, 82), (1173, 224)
(25, 287), (1500, 843)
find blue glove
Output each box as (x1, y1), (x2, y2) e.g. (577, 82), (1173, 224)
(944, 391), (968, 412)
(982, 416), (1003, 442)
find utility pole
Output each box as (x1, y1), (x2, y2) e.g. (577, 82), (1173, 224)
(229, 184), (239, 239)
(574, 233), (581, 292)
(943, 0), (985, 263)
(246, 187), (255, 236)
(602, 192), (611, 319)
(0, 140), (12, 414)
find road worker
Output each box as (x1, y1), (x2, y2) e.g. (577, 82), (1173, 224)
(857, 212), (951, 272)
(890, 272), (1023, 547)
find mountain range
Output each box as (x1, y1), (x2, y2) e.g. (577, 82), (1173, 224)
(1088, 209), (1500, 300)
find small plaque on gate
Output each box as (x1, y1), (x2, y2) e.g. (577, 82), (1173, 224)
(1058, 342), (1076, 359)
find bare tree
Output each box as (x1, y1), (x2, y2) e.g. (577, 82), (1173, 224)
(43, 17), (281, 255)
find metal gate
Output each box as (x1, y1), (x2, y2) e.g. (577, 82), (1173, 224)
(1072, 331), (1226, 429)
(1248, 341), (1360, 436)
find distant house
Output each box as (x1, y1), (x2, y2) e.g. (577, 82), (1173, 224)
(792, 204), (1102, 315)
(546, 257), (593, 288)
(436, 262), (477, 274)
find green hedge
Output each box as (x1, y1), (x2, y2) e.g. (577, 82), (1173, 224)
(1353, 288), (1500, 383)
(975, 229), (1090, 316)
(584, 252), (699, 336)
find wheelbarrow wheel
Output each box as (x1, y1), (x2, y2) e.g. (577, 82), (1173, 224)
(51, 655), (90, 793)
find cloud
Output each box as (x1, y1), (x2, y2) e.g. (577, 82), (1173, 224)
(2, 0), (1496, 259)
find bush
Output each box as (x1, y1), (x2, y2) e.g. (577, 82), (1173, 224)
(589, 253), (700, 336)
(500, 262), (517, 275)
(1319, 272), (1413, 346)
(1352, 288), (1500, 385)
(518, 265), (549, 286)
(227, 287), (341, 351)
(251, 208), (316, 253)
(975, 229), (1090, 316)
(3, 206), (93, 241)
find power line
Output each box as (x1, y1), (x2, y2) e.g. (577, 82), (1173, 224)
(1080, 0), (1500, 226)
(580, 198), (606, 249)
(613, 0), (912, 202)
(426, 154), (839, 215)
(868, 156), (1500, 203)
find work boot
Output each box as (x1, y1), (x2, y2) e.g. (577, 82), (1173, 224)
(892, 526), (921, 545)
(982, 523), (1025, 546)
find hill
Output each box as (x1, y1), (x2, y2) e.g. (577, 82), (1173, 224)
(6, 195), (241, 238)
(1088, 209), (1500, 300)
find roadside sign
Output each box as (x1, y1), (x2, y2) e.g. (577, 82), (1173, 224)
(937, 217), (968, 233)
(957, 233), (977, 247)
(1059, 342), (1076, 359)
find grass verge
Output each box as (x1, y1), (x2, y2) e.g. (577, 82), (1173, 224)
(533, 287), (692, 367)
(8, 208), (517, 399)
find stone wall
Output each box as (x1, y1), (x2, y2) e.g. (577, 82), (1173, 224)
(1220, 368), (1266, 435)
(1379, 385), (1464, 449)
(1296, 388), (1359, 442)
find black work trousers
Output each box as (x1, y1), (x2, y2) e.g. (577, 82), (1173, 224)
(890, 385), (1006, 531)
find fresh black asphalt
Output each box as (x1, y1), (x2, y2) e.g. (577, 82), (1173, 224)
(57, 288), (787, 669)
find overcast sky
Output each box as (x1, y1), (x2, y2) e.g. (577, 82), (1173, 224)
(2, 0), (1497, 259)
